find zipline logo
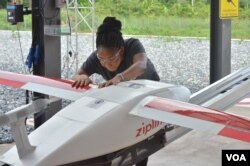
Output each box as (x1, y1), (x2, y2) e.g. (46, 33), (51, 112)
(222, 150), (250, 166)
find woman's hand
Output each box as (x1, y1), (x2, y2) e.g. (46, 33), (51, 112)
(72, 74), (92, 89)
(98, 74), (123, 88)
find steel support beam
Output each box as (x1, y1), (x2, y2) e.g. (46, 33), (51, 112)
(210, 0), (231, 83)
(32, 0), (62, 128)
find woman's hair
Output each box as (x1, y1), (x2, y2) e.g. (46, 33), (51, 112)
(96, 17), (124, 49)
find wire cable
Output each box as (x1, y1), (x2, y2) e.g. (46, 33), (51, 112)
(16, 24), (27, 74)
(65, 0), (72, 35)
(39, 0), (60, 20)
(62, 0), (77, 78)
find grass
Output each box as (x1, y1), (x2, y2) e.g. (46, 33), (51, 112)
(1, 9), (249, 39)
(120, 16), (210, 38)
(231, 18), (250, 39)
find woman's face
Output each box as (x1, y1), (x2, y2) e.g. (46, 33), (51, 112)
(97, 46), (124, 72)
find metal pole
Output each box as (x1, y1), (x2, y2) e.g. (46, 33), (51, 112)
(92, 0), (95, 51)
(210, 0), (231, 84)
(74, 0), (79, 73)
(32, 0), (62, 128)
(32, 0), (45, 128)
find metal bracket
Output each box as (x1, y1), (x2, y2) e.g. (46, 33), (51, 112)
(0, 99), (49, 159)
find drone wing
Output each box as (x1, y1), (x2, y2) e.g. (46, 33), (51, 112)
(130, 96), (250, 143)
(0, 70), (95, 100)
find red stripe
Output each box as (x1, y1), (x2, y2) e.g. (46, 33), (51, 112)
(219, 127), (250, 143)
(48, 77), (92, 90)
(49, 77), (74, 84)
(237, 96), (250, 105)
(0, 78), (25, 88)
(238, 102), (250, 105)
(145, 98), (250, 131)
(0, 71), (90, 92)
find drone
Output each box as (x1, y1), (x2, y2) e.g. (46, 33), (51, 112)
(0, 66), (249, 166)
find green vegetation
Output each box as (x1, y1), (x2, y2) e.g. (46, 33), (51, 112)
(0, 0), (249, 39)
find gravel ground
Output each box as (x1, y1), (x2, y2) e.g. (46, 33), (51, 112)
(0, 30), (249, 143)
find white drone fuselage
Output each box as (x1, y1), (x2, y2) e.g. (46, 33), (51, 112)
(1, 80), (190, 166)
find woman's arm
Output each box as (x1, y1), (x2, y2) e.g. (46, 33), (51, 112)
(121, 52), (147, 81)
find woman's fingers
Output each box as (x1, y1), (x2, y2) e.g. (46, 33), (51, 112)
(71, 81), (77, 87)
(84, 78), (92, 87)
(79, 79), (85, 89)
(98, 82), (105, 88)
(72, 80), (80, 88)
(105, 81), (113, 87)
(98, 81), (114, 88)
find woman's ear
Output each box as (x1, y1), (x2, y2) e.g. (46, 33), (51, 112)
(120, 47), (125, 56)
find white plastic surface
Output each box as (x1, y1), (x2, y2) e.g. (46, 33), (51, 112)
(1, 80), (190, 165)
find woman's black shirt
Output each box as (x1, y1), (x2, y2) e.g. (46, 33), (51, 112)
(81, 38), (160, 81)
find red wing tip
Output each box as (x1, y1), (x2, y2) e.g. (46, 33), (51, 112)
(219, 127), (250, 143)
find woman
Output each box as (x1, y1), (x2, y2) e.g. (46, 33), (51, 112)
(72, 17), (160, 166)
(72, 17), (159, 89)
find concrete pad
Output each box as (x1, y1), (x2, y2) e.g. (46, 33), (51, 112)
(148, 105), (250, 166)
(0, 143), (14, 156)
(148, 131), (250, 166)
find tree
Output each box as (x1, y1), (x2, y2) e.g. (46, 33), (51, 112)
(0, 0), (8, 9)
(240, 0), (249, 8)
